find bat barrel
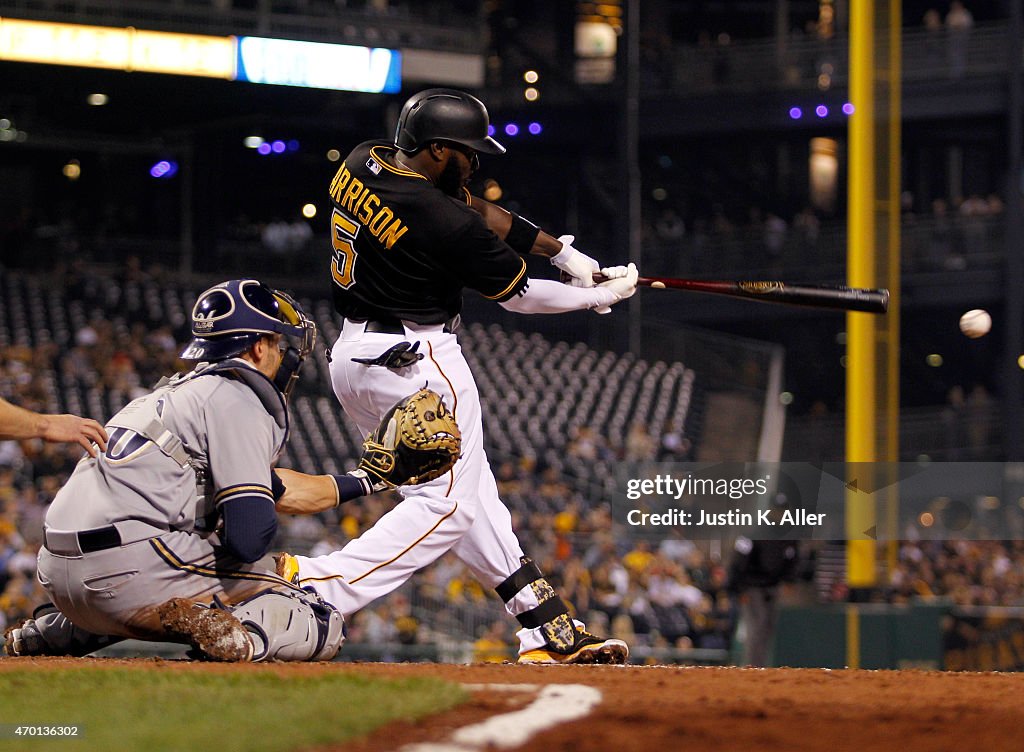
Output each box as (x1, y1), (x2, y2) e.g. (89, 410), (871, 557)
(773, 284), (889, 313)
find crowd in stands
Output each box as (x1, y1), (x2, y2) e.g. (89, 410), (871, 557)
(638, 177), (1007, 278)
(888, 541), (1024, 607)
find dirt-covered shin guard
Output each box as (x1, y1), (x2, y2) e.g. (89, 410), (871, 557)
(226, 589), (345, 661)
(496, 557), (577, 652)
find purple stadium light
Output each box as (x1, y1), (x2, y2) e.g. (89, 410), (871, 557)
(528, 122), (542, 135)
(789, 107), (802, 120)
(149, 160), (178, 179)
(487, 125), (495, 136)
(257, 143), (272, 155)
(815, 105), (829, 117)
(271, 140), (286, 154)
(842, 103), (855, 115)
(287, 139), (300, 152)
(504, 123), (519, 136)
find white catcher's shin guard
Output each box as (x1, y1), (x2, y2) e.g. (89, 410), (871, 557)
(225, 589), (345, 662)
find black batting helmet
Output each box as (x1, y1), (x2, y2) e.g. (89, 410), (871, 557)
(394, 88), (505, 155)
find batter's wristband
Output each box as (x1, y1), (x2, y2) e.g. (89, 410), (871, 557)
(505, 213), (541, 256)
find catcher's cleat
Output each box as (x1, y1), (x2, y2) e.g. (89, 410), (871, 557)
(517, 622), (629, 665)
(275, 553), (300, 585)
(157, 598), (254, 662)
(4, 618), (52, 657)
(4, 604), (63, 657)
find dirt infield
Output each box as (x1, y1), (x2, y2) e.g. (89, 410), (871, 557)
(3, 658), (1023, 751)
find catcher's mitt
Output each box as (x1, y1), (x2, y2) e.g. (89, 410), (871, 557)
(357, 388), (461, 490)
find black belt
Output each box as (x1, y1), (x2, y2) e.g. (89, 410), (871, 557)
(44, 525), (122, 554)
(363, 317), (405, 335)
(362, 316), (460, 335)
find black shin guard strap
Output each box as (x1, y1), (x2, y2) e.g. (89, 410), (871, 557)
(515, 596), (570, 630)
(495, 557), (543, 603)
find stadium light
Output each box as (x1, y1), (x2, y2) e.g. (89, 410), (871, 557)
(149, 160), (178, 178)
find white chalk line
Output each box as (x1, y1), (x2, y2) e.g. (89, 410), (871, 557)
(401, 682), (603, 752)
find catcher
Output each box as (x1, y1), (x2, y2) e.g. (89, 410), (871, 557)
(3, 279), (459, 662)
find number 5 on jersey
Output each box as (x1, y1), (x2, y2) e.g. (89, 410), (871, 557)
(331, 209), (360, 289)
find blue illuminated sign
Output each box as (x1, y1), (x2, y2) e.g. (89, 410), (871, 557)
(236, 37), (401, 93)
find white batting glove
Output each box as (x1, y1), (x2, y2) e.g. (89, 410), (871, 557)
(551, 235), (599, 288)
(591, 263), (638, 314)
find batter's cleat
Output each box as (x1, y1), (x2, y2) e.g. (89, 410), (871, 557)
(157, 598), (254, 662)
(275, 553), (300, 585)
(517, 622), (629, 665)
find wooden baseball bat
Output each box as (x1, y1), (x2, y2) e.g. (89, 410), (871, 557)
(593, 273), (889, 313)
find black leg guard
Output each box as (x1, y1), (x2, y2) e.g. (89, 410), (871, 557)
(496, 557), (577, 652)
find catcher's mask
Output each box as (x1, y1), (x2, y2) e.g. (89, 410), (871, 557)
(394, 88), (505, 156)
(181, 279), (316, 397)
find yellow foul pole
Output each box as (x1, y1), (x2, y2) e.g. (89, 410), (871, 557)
(846, 0), (902, 668)
(846, 0), (878, 594)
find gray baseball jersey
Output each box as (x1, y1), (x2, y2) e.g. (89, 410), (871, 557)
(36, 358), (296, 644)
(46, 359), (286, 533)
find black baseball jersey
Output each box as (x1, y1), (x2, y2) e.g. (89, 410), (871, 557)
(327, 140), (528, 325)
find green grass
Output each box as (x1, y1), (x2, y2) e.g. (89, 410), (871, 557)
(0, 667), (467, 752)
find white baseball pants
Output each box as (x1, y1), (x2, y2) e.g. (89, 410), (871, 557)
(294, 318), (549, 652)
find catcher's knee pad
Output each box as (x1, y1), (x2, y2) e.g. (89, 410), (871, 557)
(226, 589), (345, 662)
(496, 557), (576, 651)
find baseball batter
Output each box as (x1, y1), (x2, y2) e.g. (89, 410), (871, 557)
(285, 88), (636, 663)
(3, 279), (435, 662)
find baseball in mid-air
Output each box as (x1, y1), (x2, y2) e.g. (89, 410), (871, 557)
(959, 309), (991, 338)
